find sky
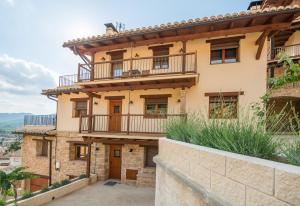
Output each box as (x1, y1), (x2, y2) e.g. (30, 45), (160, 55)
(0, 0), (251, 114)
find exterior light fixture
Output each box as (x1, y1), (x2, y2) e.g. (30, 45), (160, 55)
(101, 57), (106, 61)
(135, 53), (139, 58)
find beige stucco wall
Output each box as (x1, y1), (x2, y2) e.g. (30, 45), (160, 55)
(57, 32), (267, 132)
(155, 138), (300, 206)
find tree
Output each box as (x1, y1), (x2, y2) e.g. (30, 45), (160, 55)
(0, 167), (35, 205)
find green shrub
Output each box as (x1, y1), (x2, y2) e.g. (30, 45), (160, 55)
(21, 192), (33, 200)
(166, 111), (280, 160)
(6, 188), (14, 197)
(0, 200), (6, 206)
(51, 182), (61, 189)
(60, 179), (71, 186)
(41, 186), (50, 193)
(283, 141), (300, 166)
(79, 174), (87, 179)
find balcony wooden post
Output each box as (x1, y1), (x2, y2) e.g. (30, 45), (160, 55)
(86, 138), (92, 178)
(88, 95), (93, 133)
(77, 63), (81, 82)
(90, 52), (95, 81)
(127, 115), (130, 135)
(180, 89), (187, 114)
(182, 40), (187, 73)
(79, 115), (82, 133)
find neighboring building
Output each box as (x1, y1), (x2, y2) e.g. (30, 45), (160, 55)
(253, 0), (300, 132)
(19, 1), (300, 191)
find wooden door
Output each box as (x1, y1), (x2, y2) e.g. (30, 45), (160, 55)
(109, 100), (122, 132)
(109, 145), (122, 179)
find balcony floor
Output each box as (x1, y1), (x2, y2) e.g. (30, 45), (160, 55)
(79, 132), (164, 140)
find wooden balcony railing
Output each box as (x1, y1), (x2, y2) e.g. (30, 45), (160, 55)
(79, 114), (186, 134)
(59, 53), (197, 86)
(268, 44), (300, 61)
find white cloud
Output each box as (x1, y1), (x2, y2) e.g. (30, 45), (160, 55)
(0, 54), (58, 114)
(4, 0), (15, 6)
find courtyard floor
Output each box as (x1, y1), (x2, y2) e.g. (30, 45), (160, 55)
(44, 181), (155, 206)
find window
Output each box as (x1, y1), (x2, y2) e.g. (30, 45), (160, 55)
(73, 100), (87, 118)
(144, 97), (168, 117)
(152, 47), (169, 70)
(208, 36), (244, 64)
(145, 146), (158, 167)
(74, 144), (88, 160)
(110, 51), (124, 77)
(211, 47), (239, 64)
(209, 96), (238, 119)
(36, 140), (48, 157)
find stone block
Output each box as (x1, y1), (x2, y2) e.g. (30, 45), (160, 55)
(199, 149), (226, 175)
(211, 172), (245, 206)
(226, 157), (274, 195)
(275, 169), (300, 205)
(246, 187), (289, 206)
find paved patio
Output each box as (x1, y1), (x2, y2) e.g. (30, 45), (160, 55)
(44, 181), (155, 206)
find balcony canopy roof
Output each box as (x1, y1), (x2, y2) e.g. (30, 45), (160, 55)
(63, 5), (300, 55)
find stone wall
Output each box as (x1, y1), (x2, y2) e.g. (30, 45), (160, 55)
(155, 138), (300, 206)
(22, 133), (156, 188)
(121, 144), (156, 187)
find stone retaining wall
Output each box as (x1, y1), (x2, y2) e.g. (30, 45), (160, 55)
(9, 178), (89, 206)
(154, 138), (300, 206)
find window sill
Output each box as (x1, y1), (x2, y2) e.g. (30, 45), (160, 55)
(36, 155), (48, 158)
(210, 61), (240, 65)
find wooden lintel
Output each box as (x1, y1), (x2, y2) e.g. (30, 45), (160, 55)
(104, 96), (125, 100)
(70, 97), (89, 102)
(140, 94), (172, 99)
(206, 35), (245, 44)
(204, 91), (245, 97)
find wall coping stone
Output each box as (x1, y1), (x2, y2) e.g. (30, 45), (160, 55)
(163, 138), (300, 175)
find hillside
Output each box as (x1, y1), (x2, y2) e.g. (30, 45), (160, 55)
(0, 113), (30, 132)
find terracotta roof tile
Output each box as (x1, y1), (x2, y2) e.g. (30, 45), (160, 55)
(63, 5), (300, 47)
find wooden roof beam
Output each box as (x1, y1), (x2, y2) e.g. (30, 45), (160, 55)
(256, 30), (270, 60)
(81, 22), (291, 54)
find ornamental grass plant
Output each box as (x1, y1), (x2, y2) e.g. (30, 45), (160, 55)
(166, 103), (300, 162)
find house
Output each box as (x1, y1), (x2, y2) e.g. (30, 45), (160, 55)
(19, 1), (300, 192)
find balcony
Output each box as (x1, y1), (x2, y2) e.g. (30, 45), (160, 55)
(59, 53), (197, 87)
(79, 114), (185, 135)
(268, 44), (300, 62)
(24, 114), (56, 126)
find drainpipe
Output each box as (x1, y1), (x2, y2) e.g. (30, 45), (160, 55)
(46, 95), (58, 186)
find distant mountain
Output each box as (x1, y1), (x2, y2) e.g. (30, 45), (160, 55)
(0, 113), (31, 132)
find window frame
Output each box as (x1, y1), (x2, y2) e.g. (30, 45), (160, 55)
(72, 100), (88, 118)
(144, 146), (158, 168)
(207, 36), (244, 65)
(144, 97), (168, 118)
(36, 140), (48, 157)
(74, 144), (88, 161)
(208, 95), (238, 119)
(210, 47), (239, 65)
